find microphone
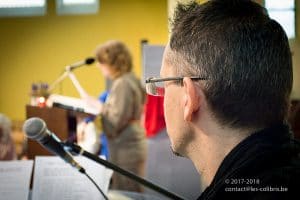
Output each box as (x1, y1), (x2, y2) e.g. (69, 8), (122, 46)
(66, 57), (95, 71)
(23, 117), (85, 173)
(48, 57), (95, 92)
(23, 120), (183, 199)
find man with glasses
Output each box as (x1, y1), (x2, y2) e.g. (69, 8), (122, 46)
(146, 0), (300, 199)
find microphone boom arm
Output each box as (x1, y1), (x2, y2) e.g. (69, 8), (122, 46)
(48, 57), (95, 92)
(67, 72), (89, 99)
(48, 71), (69, 92)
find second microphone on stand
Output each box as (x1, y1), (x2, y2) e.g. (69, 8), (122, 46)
(66, 57), (95, 71)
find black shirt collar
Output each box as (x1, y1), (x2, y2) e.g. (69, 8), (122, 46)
(200, 124), (292, 199)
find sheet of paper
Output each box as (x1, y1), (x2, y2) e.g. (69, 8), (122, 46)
(31, 156), (113, 200)
(48, 94), (100, 115)
(0, 160), (34, 200)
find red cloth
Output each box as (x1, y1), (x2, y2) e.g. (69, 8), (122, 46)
(143, 94), (166, 138)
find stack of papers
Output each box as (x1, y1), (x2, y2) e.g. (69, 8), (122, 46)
(0, 160), (33, 200)
(47, 94), (100, 115)
(31, 156), (113, 200)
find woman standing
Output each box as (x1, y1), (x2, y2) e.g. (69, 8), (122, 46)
(85, 40), (147, 192)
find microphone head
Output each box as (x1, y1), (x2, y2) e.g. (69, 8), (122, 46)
(23, 117), (47, 141)
(85, 57), (95, 65)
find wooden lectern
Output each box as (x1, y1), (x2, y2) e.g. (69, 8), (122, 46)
(25, 105), (89, 159)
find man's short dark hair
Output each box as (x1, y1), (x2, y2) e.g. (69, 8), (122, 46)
(168, 0), (293, 129)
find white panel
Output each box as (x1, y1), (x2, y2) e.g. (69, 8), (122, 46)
(142, 44), (165, 85)
(0, 0), (46, 16)
(269, 10), (295, 39)
(265, 0), (294, 10)
(56, 0), (99, 15)
(0, 0), (45, 8)
(63, 0), (96, 5)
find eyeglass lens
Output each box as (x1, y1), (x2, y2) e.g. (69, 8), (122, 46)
(146, 82), (165, 96)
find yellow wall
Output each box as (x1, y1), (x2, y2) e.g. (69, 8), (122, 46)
(290, 1), (300, 100)
(0, 0), (168, 120)
(1, 0), (299, 121)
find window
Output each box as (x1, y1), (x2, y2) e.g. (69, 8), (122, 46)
(56, 0), (99, 15)
(0, 0), (46, 16)
(62, 0), (96, 5)
(265, 0), (295, 39)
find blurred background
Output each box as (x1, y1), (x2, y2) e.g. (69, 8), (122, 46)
(0, 0), (299, 121)
(0, 0), (300, 199)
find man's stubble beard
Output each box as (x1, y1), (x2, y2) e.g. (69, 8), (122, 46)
(170, 146), (184, 157)
(169, 124), (195, 158)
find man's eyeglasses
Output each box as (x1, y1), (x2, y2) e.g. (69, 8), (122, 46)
(145, 76), (207, 96)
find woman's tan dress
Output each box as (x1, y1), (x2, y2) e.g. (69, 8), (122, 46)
(101, 72), (147, 192)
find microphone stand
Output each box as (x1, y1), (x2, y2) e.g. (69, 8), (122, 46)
(62, 142), (185, 200)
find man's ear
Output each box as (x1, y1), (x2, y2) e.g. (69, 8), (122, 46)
(183, 77), (201, 121)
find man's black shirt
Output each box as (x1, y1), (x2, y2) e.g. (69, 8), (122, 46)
(198, 124), (300, 200)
